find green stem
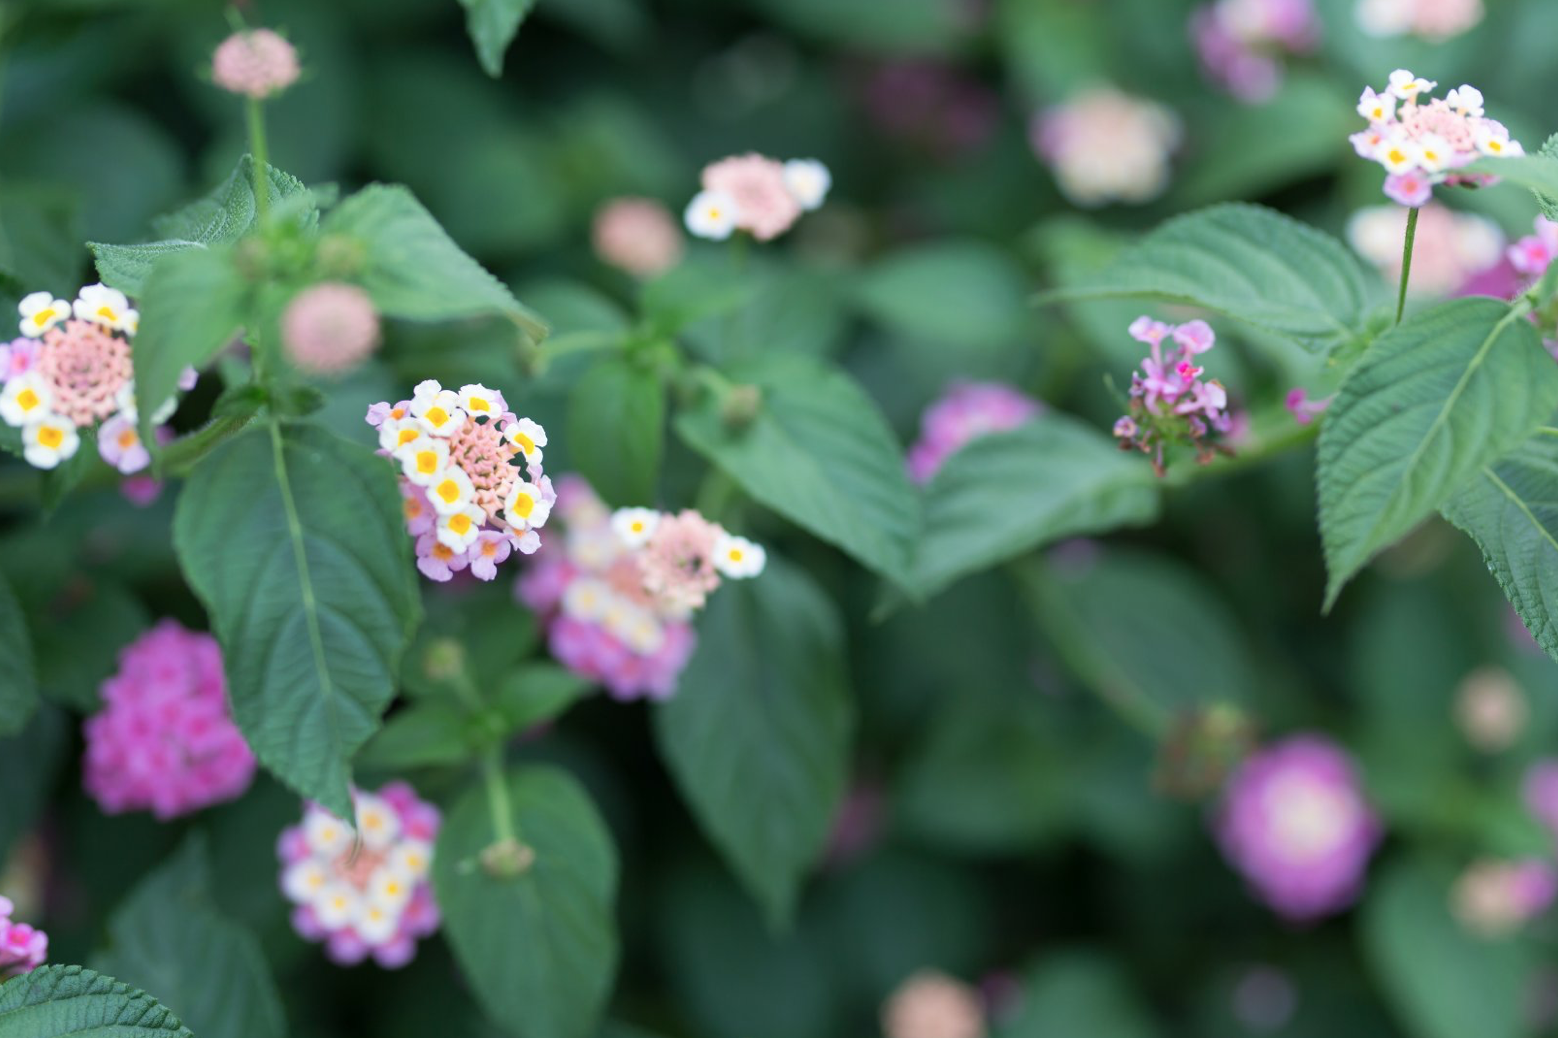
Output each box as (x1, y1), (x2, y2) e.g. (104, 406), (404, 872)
(481, 746), (518, 846)
(246, 97), (271, 230)
(1395, 205), (1419, 325)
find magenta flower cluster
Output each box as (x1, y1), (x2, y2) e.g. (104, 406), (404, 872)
(0, 897), (46, 979)
(1192, 0), (1318, 103)
(1215, 735), (1381, 920)
(906, 381), (1042, 484)
(82, 620), (256, 820)
(1112, 316), (1233, 475)
(278, 783), (441, 969)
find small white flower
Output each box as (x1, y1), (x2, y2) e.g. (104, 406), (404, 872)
(1377, 136), (1421, 174)
(1355, 88), (1395, 124)
(17, 292), (70, 338)
(396, 435), (450, 487)
(712, 533), (766, 578)
(366, 865), (415, 912)
(312, 882), (362, 930)
(303, 808), (354, 857)
(387, 840), (433, 880)
(114, 382), (138, 422)
(354, 793), (402, 851)
(611, 507), (660, 549)
(427, 466), (476, 516)
(436, 504), (485, 553)
(1416, 133), (1453, 174)
(73, 283), (133, 331)
(503, 417), (547, 466)
(120, 308), (140, 336)
(569, 527), (619, 571)
(1475, 124), (1522, 157)
(684, 189), (740, 241)
(512, 528), (541, 555)
(1387, 69), (1435, 102)
(411, 387), (465, 438)
(458, 383), (502, 421)
(356, 902), (399, 945)
(562, 577), (613, 621)
(1446, 85), (1485, 118)
(782, 159), (831, 211)
(412, 379), (443, 398)
(0, 374), (55, 427)
(281, 860), (330, 903)
(378, 416), (424, 453)
(22, 414), (76, 470)
(503, 479), (552, 532)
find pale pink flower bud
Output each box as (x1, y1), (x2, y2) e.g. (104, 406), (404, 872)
(592, 198), (684, 278)
(1454, 666), (1526, 752)
(283, 283), (381, 375)
(700, 153), (803, 241)
(211, 29), (301, 100)
(881, 970), (986, 1038)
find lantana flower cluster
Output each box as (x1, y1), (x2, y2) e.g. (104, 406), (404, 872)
(1356, 0), (1483, 40)
(684, 154), (831, 242)
(1351, 71), (1520, 208)
(881, 970), (987, 1038)
(517, 477), (766, 701)
(1347, 202), (1504, 297)
(1112, 317), (1233, 475)
(1031, 87), (1182, 207)
(5, 285), (194, 472)
(906, 381), (1042, 484)
(1215, 735), (1382, 920)
(1450, 858), (1557, 938)
(1192, 0), (1318, 103)
(0, 896), (45, 979)
(593, 198), (684, 278)
(366, 380), (554, 583)
(83, 621), (256, 819)
(278, 783), (440, 969)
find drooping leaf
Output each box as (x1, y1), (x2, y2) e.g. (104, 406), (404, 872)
(1443, 431), (1558, 665)
(434, 766), (618, 1038)
(322, 183), (548, 348)
(1036, 203), (1384, 353)
(0, 571), (37, 736)
(95, 839), (286, 1038)
(459, 0), (538, 77)
(0, 965), (193, 1038)
(567, 357), (664, 506)
(908, 415), (1159, 599)
(354, 702), (472, 771)
(653, 558), (853, 925)
(1318, 297), (1558, 608)
(676, 355), (918, 583)
(172, 422), (421, 818)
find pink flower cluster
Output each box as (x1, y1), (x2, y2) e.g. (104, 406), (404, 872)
(1283, 387), (1332, 426)
(1351, 71), (1520, 208)
(516, 478), (765, 701)
(684, 153), (830, 242)
(1451, 858), (1557, 937)
(906, 381), (1042, 484)
(82, 621), (256, 819)
(1214, 735), (1382, 920)
(0, 897), (46, 979)
(211, 28), (300, 100)
(278, 783), (440, 969)
(1509, 217), (1558, 280)
(1112, 317), (1233, 475)
(1192, 0), (1318, 103)
(366, 380), (554, 583)
(5, 285), (195, 474)
(881, 970), (987, 1038)
(593, 198), (684, 278)
(283, 283), (381, 375)
(1032, 87), (1182, 207)
(1356, 0), (1483, 40)
(1347, 202), (1505, 297)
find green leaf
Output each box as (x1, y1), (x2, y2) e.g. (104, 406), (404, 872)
(567, 357), (664, 507)
(653, 558), (853, 925)
(0, 965), (193, 1038)
(434, 766), (619, 1038)
(172, 422), (421, 818)
(131, 247), (249, 449)
(89, 156), (312, 296)
(1464, 151), (1558, 222)
(95, 839), (285, 1038)
(460, 0), (538, 77)
(1036, 203), (1384, 353)
(640, 259), (752, 338)
(491, 664), (592, 732)
(676, 355), (918, 582)
(908, 415), (1159, 599)
(355, 702), (472, 771)
(0, 706), (66, 861)
(322, 184), (547, 347)
(1442, 431), (1558, 665)
(1362, 857), (1530, 1038)
(0, 570), (37, 736)
(854, 241), (1028, 352)
(1004, 953), (1158, 1038)
(1318, 297), (1558, 608)
(746, 0), (968, 53)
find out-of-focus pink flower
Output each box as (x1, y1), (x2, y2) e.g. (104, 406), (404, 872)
(638, 511), (723, 612)
(212, 28), (301, 100)
(881, 970), (986, 1038)
(1356, 0), (1484, 40)
(907, 381), (1042, 483)
(1192, 0), (1318, 103)
(861, 61), (999, 157)
(1508, 217), (1558, 280)
(1348, 203), (1504, 297)
(82, 620), (256, 819)
(283, 283), (381, 376)
(35, 319), (131, 426)
(1215, 735), (1381, 920)
(1032, 88), (1182, 206)
(97, 414), (150, 474)
(1452, 858), (1557, 937)
(1454, 666), (1526, 752)
(1284, 387), (1332, 426)
(1524, 759), (1558, 838)
(592, 198), (684, 278)
(0, 340), (39, 380)
(0, 896), (46, 978)
(701, 154), (803, 241)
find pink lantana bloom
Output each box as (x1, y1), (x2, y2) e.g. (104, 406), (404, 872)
(1032, 87), (1182, 206)
(592, 198), (684, 277)
(906, 381), (1043, 483)
(277, 783), (441, 969)
(282, 283), (381, 376)
(1114, 316), (1236, 475)
(211, 28), (301, 100)
(1215, 735), (1382, 920)
(82, 620), (256, 819)
(1451, 857), (1558, 937)
(700, 153), (803, 241)
(0, 897), (46, 978)
(1191, 0), (1318, 103)
(97, 414), (151, 474)
(1347, 202), (1505, 298)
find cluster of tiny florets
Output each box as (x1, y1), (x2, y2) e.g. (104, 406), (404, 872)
(1351, 71), (1520, 208)
(1112, 317), (1234, 475)
(685, 154), (831, 242)
(516, 477), (765, 701)
(367, 379), (553, 583)
(282, 283), (381, 375)
(278, 783), (440, 969)
(593, 198), (684, 277)
(211, 28), (300, 100)
(4, 285), (194, 472)
(1031, 87), (1182, 207)
(0, 896), (46, 979)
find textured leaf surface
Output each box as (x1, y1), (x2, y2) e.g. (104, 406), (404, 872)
(1319, 297), (1558, 607)
(0, 965), (193, 1038)
(460, 0), (538, 76)
(0, 571), (36, 736)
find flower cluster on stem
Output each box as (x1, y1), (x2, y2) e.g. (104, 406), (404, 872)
(685, 154), (830, 242)
(0, 897), (45, 979)
(1191, 0), (1318, 103)
(1112, 316), (1234, 475)
(1031, 87), (1182, 206)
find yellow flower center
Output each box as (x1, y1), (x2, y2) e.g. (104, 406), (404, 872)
(17, 388), (39, 411)
(630, 520), (644, 533)
(96, 305), (117, 323)
(397, 428), (419, 447)
(415, 450), (440, 475)
(449, 513), (473, 535)
(424, 406), (449, 427)
(433, 543), (454, 561)
(390, 407), (406, 420)
(31, 310), (52, 327)
(1387, 148), (1406, 164)
(38, 426), (63, 449)
(469, 396), (490, 413)
(436, 479), (462, 504)
(404, 498), (423, 519)
(118, 429), (138, 449)
(511, 493), (535, 519)
(513, 431), (536, 454)
(728, 548), (743, 563)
